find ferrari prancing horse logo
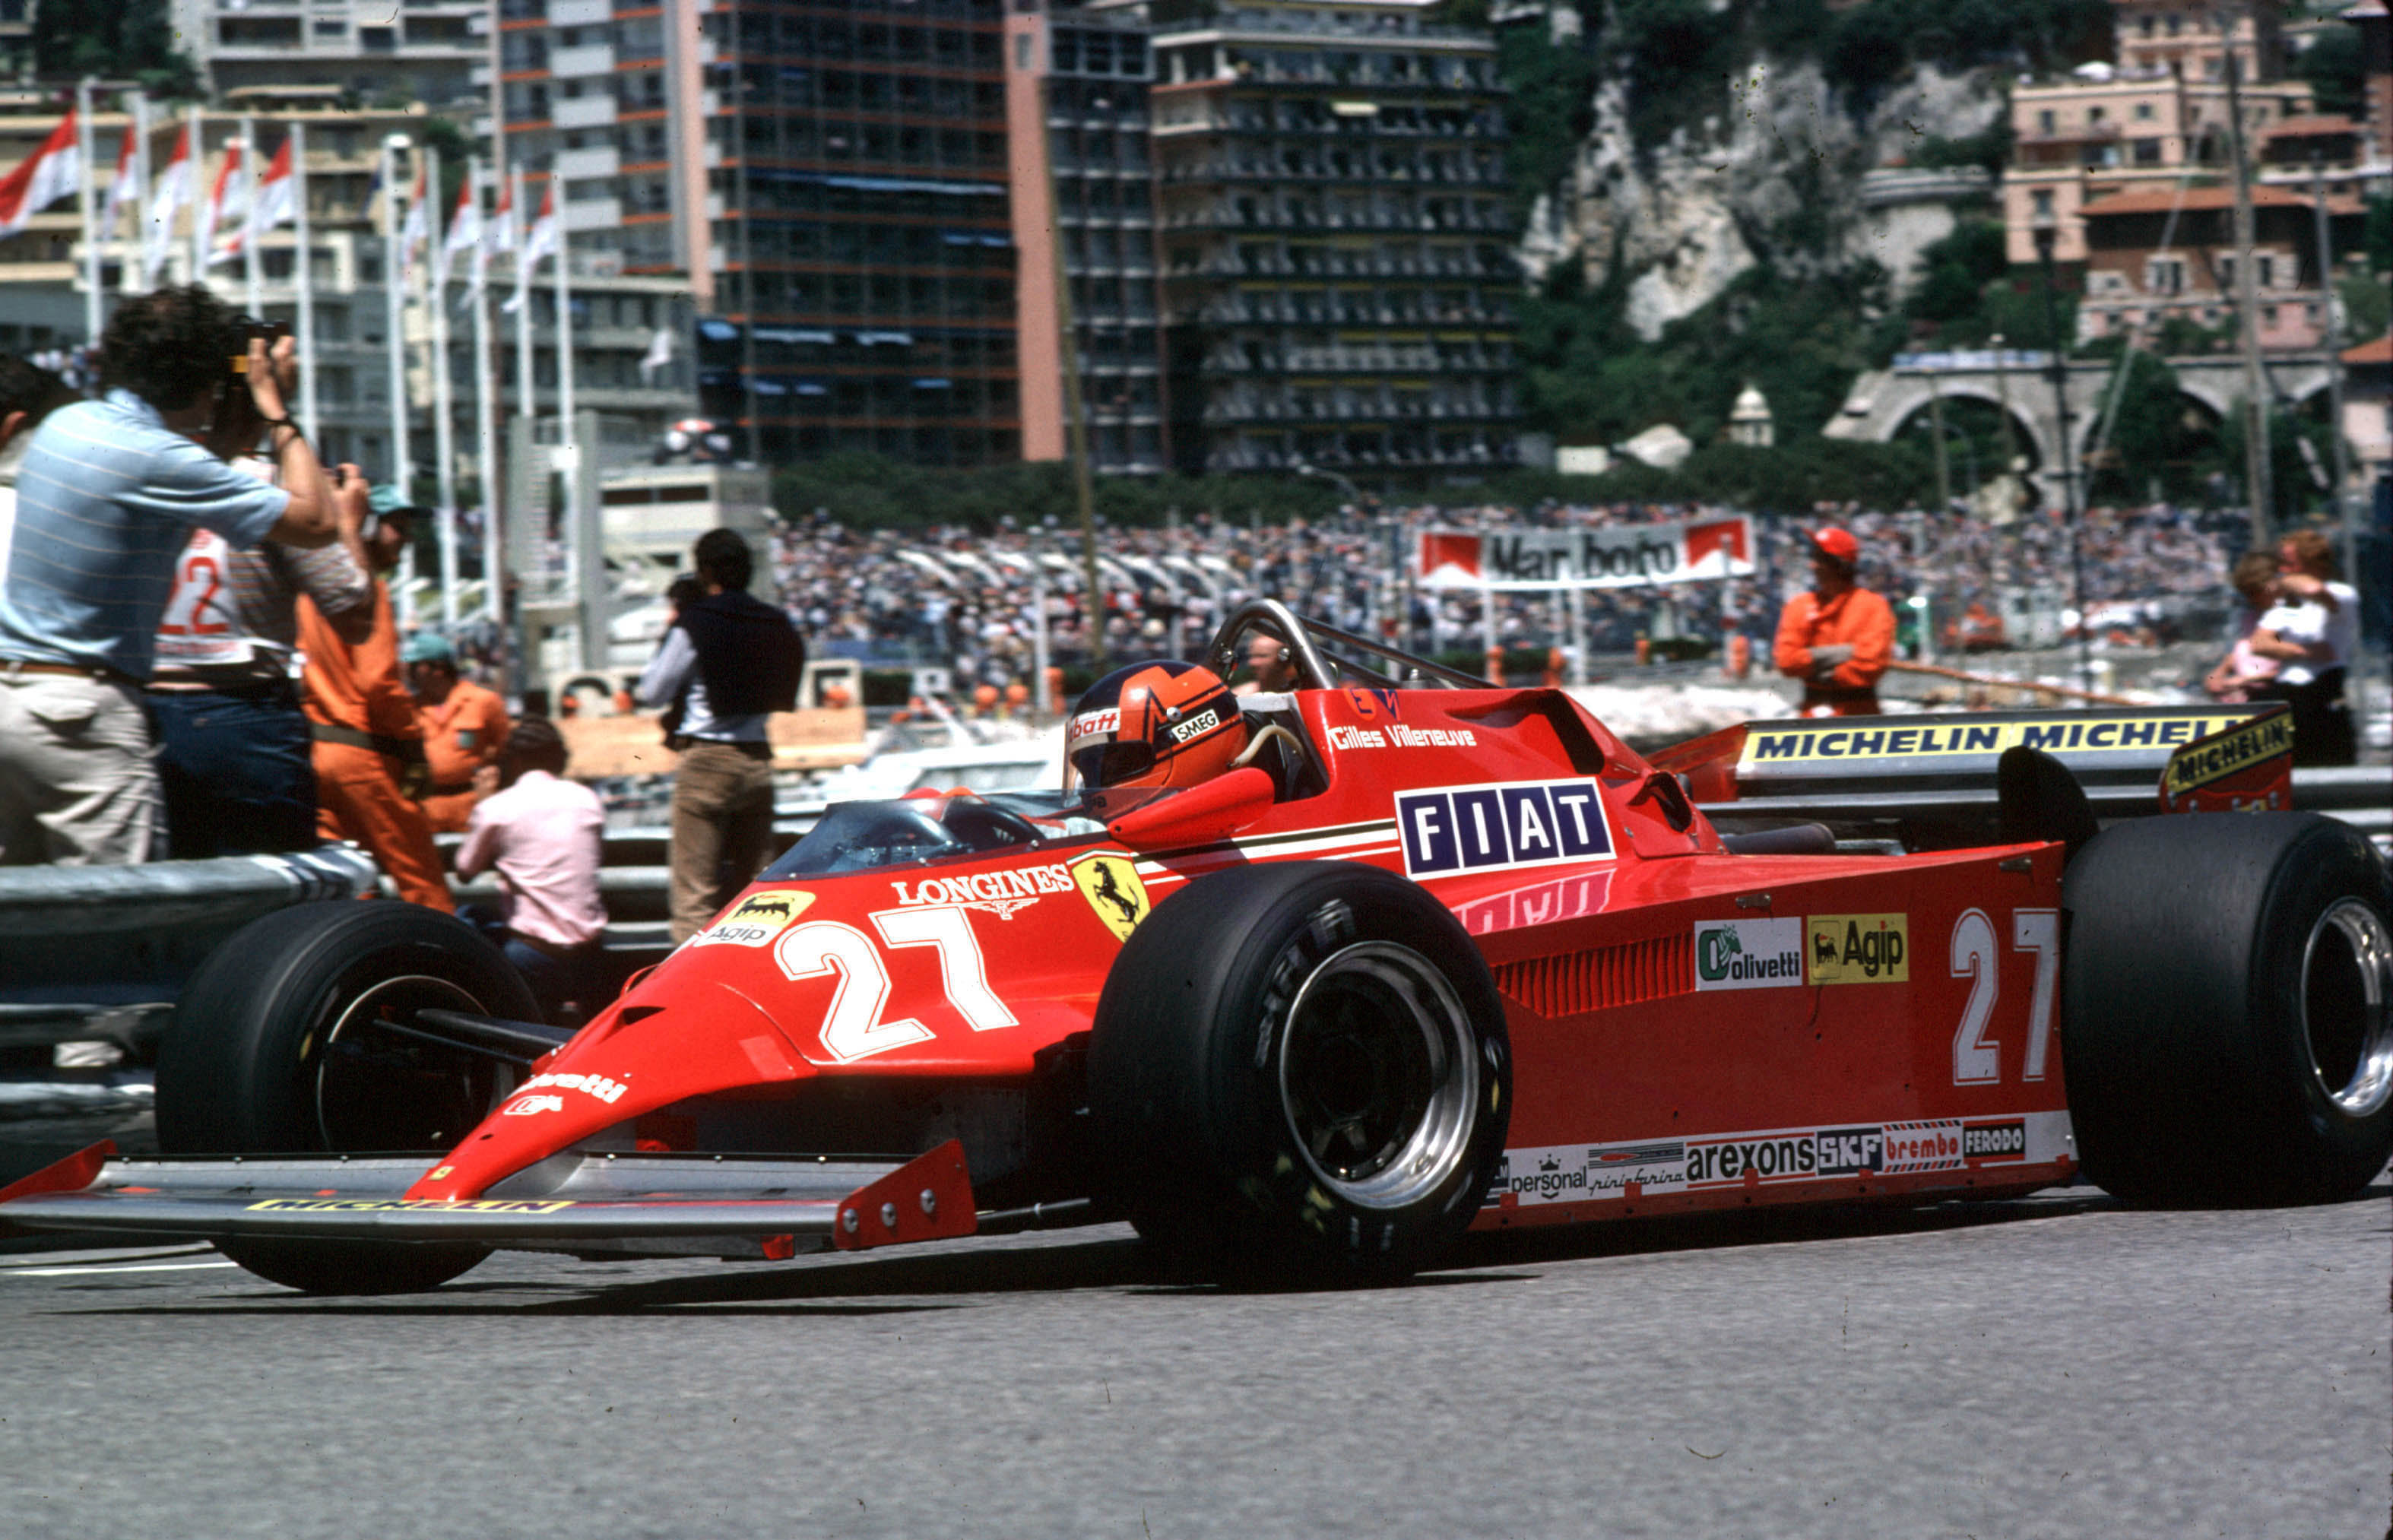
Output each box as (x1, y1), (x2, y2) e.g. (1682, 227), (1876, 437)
(1070, 851), (1151, 942)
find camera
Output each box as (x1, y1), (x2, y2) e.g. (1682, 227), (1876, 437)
(228, 318), (292, 377)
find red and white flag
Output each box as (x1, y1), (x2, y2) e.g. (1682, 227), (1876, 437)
(0, 109), (81, 241)
(97, 119), (140, 241)
(521, 179), (557, 269)
(144, 122), (191, 283)
(489, 175), (517, 254)
(198, 137), (246, 267)
(439, 175), (480, 282)
(398, 161), (429, 275)
(227, 135), (294, 260)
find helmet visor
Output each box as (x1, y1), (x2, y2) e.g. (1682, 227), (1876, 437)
(1070, 739), (1155, 788)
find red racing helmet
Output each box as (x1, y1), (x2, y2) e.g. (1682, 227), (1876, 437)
(1067, 660), (1247, 794)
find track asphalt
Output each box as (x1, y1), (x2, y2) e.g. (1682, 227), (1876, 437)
(2, 1179), (2385, 1539)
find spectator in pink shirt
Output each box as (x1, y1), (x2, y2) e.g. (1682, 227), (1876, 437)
(455, 716), (610, 1024)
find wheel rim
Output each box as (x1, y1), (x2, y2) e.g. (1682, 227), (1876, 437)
(312, 974), (502, 1152)
(2300, 898), (2393, 1118)
(1276, 940), (1479, 1212)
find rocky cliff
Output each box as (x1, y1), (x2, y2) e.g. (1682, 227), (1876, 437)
(1517, 45), (2005, 341)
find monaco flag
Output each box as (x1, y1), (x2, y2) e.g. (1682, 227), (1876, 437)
(521, 179), (557, 269)
(144, 122), (192, 283)
(439, 175), (480, 282)
(198, 138), (246, 267)
(97, 119), (139, 241)
(0, 109), (81, 241)
(220, 136), (293, 264)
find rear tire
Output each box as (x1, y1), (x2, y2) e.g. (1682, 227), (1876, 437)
(1088, 862), (1510, 1283)
(159, 901), (540, 1293)
(2062, 813), (2392, 1206)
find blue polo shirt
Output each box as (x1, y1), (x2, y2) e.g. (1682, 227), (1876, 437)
(0, 391), (288, 681)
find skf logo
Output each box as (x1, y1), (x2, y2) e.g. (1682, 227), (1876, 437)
(1397, 780), (1611, 878)
(1070, 850), (1150, 942)
(1806, 914), (1909, 984)
(689, 889), (815, 948)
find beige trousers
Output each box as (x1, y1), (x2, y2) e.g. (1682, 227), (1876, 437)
(0, 671), (160, 865)
(667, 740), (777, 942)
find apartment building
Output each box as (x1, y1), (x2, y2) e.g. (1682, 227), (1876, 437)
(172, 0), (487, 109)
(1130, 0), (1520, 479)
(2075, 182), (2363, 350)
(1006, 1), (1168, 474)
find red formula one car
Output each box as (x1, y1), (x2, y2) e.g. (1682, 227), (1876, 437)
(4, 604), (2386, 1291)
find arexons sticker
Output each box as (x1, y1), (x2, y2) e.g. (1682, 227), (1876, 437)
(1483, 1113), (2071, 1208)
(1806, 914), (1909, 984)
(1396, 779), (1611, 878)
(1694, 917), (1804, 990)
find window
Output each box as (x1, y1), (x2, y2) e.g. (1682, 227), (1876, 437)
(2037, 109), (2055, 135)
(2133, 138), (2161, 165)
(2032, 189), (2055, 217)
(2087, 106), (2106, 124)
(2134, 101), (2154, 120)
(2256, 255), (2273, 287)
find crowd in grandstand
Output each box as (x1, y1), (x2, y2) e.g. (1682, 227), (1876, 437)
(759, 499), (2240, 689)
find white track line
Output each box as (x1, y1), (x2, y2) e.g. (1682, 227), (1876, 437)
(3, 1260), (237, 1279)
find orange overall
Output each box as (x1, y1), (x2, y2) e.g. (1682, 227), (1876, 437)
(299, 585), (453, 911)
(1773, 585), (1896, 716)
(418, 677), (511, 834)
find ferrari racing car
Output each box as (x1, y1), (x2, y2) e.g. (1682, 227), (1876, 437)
(3, 601), (2385, 1291)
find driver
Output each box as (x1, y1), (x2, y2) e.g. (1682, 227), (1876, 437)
(1066, 660), (1247, 803)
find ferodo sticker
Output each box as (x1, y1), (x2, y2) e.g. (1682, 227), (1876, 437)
(1071, 850), (1151, 942)
(690, 889), (815, 948)
(1693, 917), (1803, 990)
(1806, 914), (1909, 984)
(246, 1198), (575, 1213)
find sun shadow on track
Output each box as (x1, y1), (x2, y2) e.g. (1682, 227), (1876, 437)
(49, 1177), (2391, 1316)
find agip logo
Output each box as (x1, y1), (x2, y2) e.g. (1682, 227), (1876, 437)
(1805, 914), (1909, 984)
(1693, 917), (1803, 991)
(689, 889), (815, 948)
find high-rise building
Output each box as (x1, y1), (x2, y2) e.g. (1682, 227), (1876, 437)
(172, 0), (487, 109)
(667, 0), (1024, 465)
(1128, 0), (1520, 478)
(1006, 2), (1168, 475)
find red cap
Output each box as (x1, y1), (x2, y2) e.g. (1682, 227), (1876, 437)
(1806, 527), (1861, 566)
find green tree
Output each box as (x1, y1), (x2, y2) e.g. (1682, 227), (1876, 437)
(2293, 23), (2365, 119)
(33, 0), (197, 94)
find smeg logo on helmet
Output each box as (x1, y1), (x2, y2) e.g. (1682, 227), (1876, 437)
(1168, 707), (1222, 743)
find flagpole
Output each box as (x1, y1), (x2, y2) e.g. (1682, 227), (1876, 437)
(76, 81), (99, 349)
(553, 180), (592, 667)
(124, 94), (147, 296)
(512, 168), (533, 445)
(293, 122), (316, 442)
(470, 157), (501, 628)
(186, 106), (204, 286)
(426, 146), (458, 631)
(239, 116), (261, 314)
(382, 134), (414, 629)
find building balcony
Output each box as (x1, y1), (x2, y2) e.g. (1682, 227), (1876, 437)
(553, 93), (618, 129)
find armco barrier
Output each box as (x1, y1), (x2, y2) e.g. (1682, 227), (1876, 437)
(0, 848), (380, 1056)
(0, 772), (2382, 1059)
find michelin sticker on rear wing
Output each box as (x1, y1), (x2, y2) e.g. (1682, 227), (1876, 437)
(1397, 779), (1612, 878)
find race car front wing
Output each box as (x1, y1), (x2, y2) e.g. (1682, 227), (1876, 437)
(0, 1140), (980, 1255)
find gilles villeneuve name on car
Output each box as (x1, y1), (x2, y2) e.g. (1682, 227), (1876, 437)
(1397, 778), (1612, 878)
(1489, 1115), (2048, 1206)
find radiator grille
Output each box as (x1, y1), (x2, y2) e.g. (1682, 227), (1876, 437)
(1494, 934), (1692, 1018)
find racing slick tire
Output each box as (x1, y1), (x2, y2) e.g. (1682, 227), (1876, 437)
(2061, 813), (2392, 1207)
(157, 900), (540, 1294)
(1087, 861), (1510, 1284)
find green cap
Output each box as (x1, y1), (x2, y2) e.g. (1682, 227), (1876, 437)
(369, 484), (426, 518)
(400, 631), (455, 666)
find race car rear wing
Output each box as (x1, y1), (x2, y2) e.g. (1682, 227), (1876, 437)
(0, 1140), (980, 1256)
(1652, 703), (2290, 844)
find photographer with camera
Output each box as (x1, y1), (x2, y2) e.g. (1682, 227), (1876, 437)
(0, 287), (338, 865)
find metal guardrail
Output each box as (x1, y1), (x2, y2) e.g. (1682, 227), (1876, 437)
(0, 771), (2382, 1064)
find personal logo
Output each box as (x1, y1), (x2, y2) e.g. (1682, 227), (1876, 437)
(1070, 850), (1151, 942)
(690, 889), (816, 948)
(1805, 913), (1909, 984)
(1692, 917), (1803, 991)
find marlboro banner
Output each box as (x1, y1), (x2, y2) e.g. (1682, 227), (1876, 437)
(1416, 515), (1756, 591)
